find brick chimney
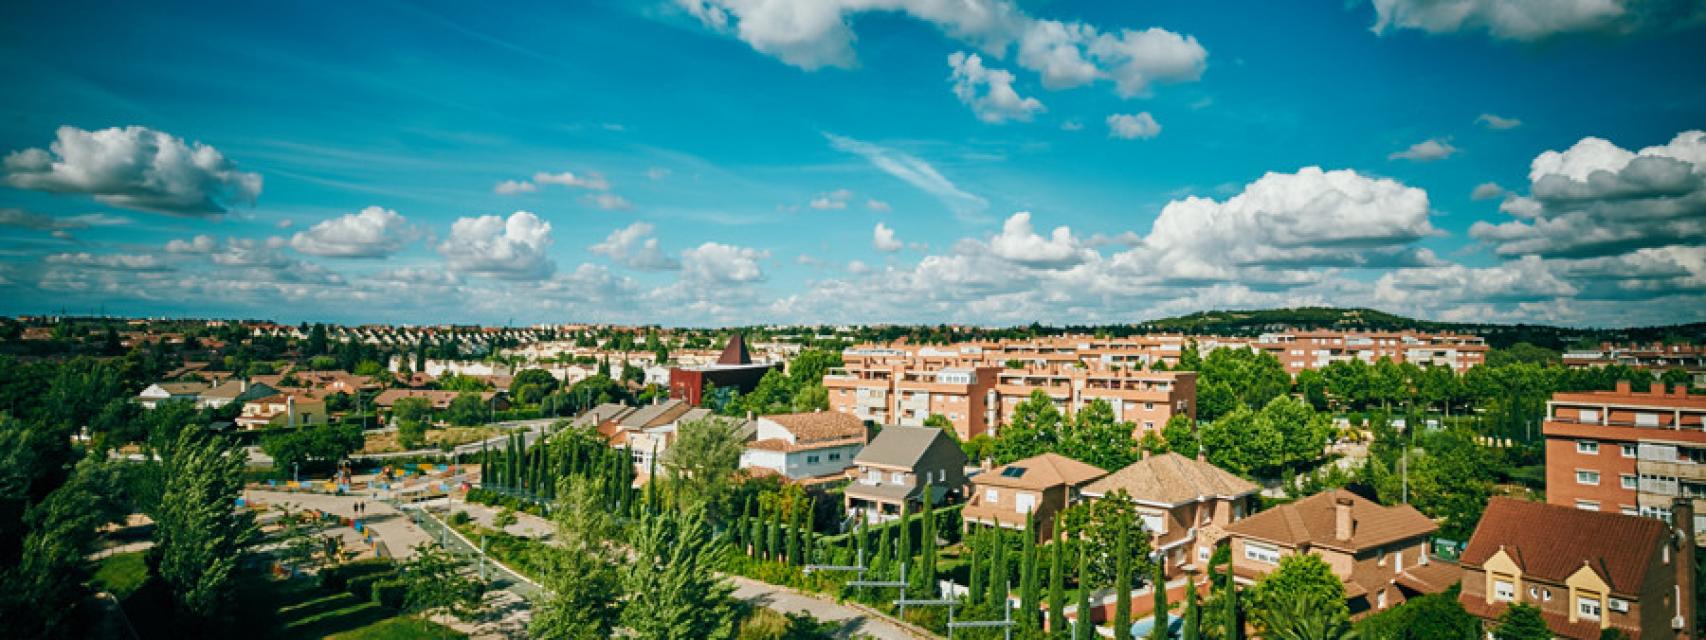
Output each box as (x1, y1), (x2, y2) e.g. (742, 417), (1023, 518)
(1650, 382), (1666, 396)
(1675, 497), (1697, 634)
(1335, 495), (1354, 542)
(1617, 380), (1632, 394)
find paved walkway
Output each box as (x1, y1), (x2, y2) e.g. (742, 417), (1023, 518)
(243, 489), (433, 560)
(727, 575), (921, 640)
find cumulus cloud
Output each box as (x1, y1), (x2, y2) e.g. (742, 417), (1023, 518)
(438, 211), (556, 280)
(1469, 130), (1706, 257)
(587, 193), (634, 211)
(290, 206), (418, 258)
(494, 170), (611, 195)
(1370, 0), (1703, 40)
(873, 222), (904, 252)
(0, 208), (128, 237)
(1141, 167), (1439, 280)
(677, 0), (1205, 101)
(1374, 256), (1577, 306)
(866, 198), (892, 212)
(682, 241), (768, 283)
(987, 212), (1092, 267)
(1476, 113), (1522, 129)
(1389, 138), (1459, 162)
(3, 125), (261, 216)
(1106, 112), (1161, 140)
(948, 52), (1044, 123)
(1470, 182), (1506, 200)
(591, 222), (680, 271)
(493, 180), (538, 195)
(826, 134), (987, 218)
(43, 252), (170, 271)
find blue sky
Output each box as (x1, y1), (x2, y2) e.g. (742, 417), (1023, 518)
(1, 0), (1702, 327)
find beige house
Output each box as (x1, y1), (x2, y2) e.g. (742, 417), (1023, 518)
(236, 393), (328, 430)
(844, 426), (967, 522)
(1081, 452), (1259, 579)
(1459, 497), (1696, 639)
(1224, 489), (1457, 617)
(963, 453), (1106, 541)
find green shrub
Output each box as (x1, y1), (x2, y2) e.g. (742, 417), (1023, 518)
(318, 557), (395, 591)
(448, 510), (471, 526)
(347, 572), (394, 601)
(492, 509), (518, 528)
(371, 578), (408, 609)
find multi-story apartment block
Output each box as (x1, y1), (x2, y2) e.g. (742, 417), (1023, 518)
(1217, 330), (1488, 375)
(1565, 342), (1706, 387)
(1542, 381), (1706, 544)
(1459, 497), (1696, 639)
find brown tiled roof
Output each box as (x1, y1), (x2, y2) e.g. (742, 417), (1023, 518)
(762, 412), (866, 443)
(1395, 560), (1462, 595)
(747, 436), (865, 452)
(155, 381), (211, 395)
(1224, 489), (1436, 552)
(1459, 597), (1637, 640)
(1081, 452), (1257, 506)
(1459, 497), (1668, 596)
(372, 389), (494, 410)
(973, 453), (1106, 490)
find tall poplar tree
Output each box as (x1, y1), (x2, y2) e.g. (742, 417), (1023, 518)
(1074, 543), (1093, 640)
(1150, 558), (1167, 640)
(153, 429), (257, 629)
(1113, 527), (1132, 640)
(1048, 516), (1066, 639)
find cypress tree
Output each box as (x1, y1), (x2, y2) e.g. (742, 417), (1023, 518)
(989, 520), (1007, 609)
(1150, 559), (1167, 640)
(479, 442), (489, 488)
(1048, 518), (1065, 639)
(768, 504), (782, 562)
(968, 528), (985, 605)
(1021, 510), (1039, 631)
(1114, 527), (1131, 640)
(1181, 571), (1199, 640)
(786, 503), (801, 566)
(645, 444), (659, 514)
(1074, 542), (1092, 640)
(856, 517), (869, 568)
(803, 498), (816, 566)
(918, 483), (936, 594)
(1223, 550), (1239, 640)
(896, 502), (911, 579)
(748, 510), (762, 558)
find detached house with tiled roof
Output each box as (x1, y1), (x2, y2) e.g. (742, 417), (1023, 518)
(965, 453), (1105, 541)
(1459, 497), (1696, 639)
(1223, 489), (1459, 617)
(845, 425), (968, 523)
(1082, 452), (1260, 580)
(739, 411), (868, 481)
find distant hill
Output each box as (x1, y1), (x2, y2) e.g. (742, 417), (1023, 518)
(1137, 307), (1705, 350)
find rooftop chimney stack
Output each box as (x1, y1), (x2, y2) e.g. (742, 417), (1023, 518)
(1617, 380), (1632, 394)
(1335, 495), (1354, 542)
(1650, 382), (1666, 396)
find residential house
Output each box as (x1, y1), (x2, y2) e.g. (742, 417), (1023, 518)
(964, 453), (1106, 541)
(1223, 489), (1459, 617)
(1459, 497), (1696, 639)
(137, 381), (210, 409)
(371, 389), (505, 424)
(195, 379), (279, 409)
(844, 425), (968, 522)
(1081, 452), (1260, 579)
(596, 398), (691, 445)
(235, 393), (328, 430)
(628, 408), (758, 478)
(739, 411), (867, 481)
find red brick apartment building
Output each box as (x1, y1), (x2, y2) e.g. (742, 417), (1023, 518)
(1565, 342), (1706, 387)
(1543, 381), (1706, 545)
(824, 337), (1195, 441)
(1213, 330), (1488, 375)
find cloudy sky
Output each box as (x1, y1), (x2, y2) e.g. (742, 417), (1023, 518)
(1, 0), (1703, 327)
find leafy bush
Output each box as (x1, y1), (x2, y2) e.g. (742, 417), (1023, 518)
(371, 578), (408, 610)
(318, 558), (395, 591)
(448, 510), (470, 526)
(347, 572), (395, 601)
(492, 509), (518, 528)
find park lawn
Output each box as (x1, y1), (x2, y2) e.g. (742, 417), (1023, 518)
(326, 616), (466, 640)
(90, 551), (149, 598)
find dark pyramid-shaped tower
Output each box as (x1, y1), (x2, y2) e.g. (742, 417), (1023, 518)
(717, 332), (751, 365)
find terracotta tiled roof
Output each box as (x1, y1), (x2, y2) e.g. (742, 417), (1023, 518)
(746, 436), (865, 452)
(1224, 489), (1436, 552)
(973, 453), (1106, 490)
(1081, 452), (1257, 506)
(1394, 560), (1462, 594)
(762, 412), (866, 443)
(1459, 497), (1668, 596)
(154, 381), (211, 395)
(1459, 598), (1638, 640)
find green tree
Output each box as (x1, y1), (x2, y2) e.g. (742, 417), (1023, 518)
(261, 422), (363, 472)
(1182, 572), (1200, 640)
(1352, 591), (1477, 640)
(533, 479), (622, 639)
(1048, 515), (1067, 639)
(401, 542), (487, 624)
(1161, 414), (1199, 457)
(994, 390), (1065, 464)
(1114, 527), (1132, 640)
(1251, 591), (1354, 640)
(152, 428), (258, 628)
(1249, 554), (1346, 634)
(393, 396), (432, 424)
(1064, 489), (1152, 585)
(1494, 603), (1550, 640)
(623, 506), (741, 640)
(662, 417), (746, 517)
(1058, 399), (1141, 471)
(446, 392), (487, 426)
(1150, 559), (1168, 640)
(1074, 542), (1094, 640)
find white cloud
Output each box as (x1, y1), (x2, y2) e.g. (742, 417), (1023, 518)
(43, 252), (170, 271)
(1476, 113), (1522, 129)
(809, 188), (854, 210)
(1060, 120), (1084, 131)
(437, 211), (556, 280)
(3, 125), (261, 216)
(587, 193), (634, 211)
(1370, 0), (1702, 40)
(646, 167), (672, 180)
(493, 179), (538, 195)
(290, 206), (418, 258)
(591, 222), (681, 271)
(1470, 182), (1506, 200)
(948, 52), (1044, 124)
(0, 208), (129, 236)
(1374, 256), (1577, 306)
(866, 198), (891, 211)
(681, 241), (768, 283)
(987, 212), (1092, 267)
(165, 234), (218, 254)
(873, 222), (904, 252)
(1389, 138), (1459, 162)
(826, 134), (988, 218)
(677, 0), (1206, 101)
(1470, 130), (1706, 257)
(534, 170), (610, 191)
(1106, 112), (1161, 140)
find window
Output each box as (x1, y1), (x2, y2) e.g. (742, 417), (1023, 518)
(1577, 440), (1599, 454)
(1635, 413), (1660, 427)
(1577, 597), (1601, 620)
(1198, 546), (1211, 562)
(828, 453), (841, 462)
(1621, 444), (1637, 458)
(806, 455), (820, 464)
(1244, 543), (1280, 565)
(1493, 580), (1515, 602)
(1015, 493), (1037, 514)
(937, 469), (946, 482)
(1144, 402), (1154, 411)
(1576, 470), (1600, 485)
(1621, 505), (1639, 516)
(1376, 590), (1387, 609)
(985, 489), (1000, 503)
(892, 472), (904, 484)
(1576, 499), (1600, 511)
(1542, 589), (1552, 602)
(1579, 409), (1600, 423)
(1621, 474), (1637, 490)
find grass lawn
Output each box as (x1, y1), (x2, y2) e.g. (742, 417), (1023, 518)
(119, 565), (463, 640)
(90, 551), (150, 598)
(326, 616), (467, 640)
